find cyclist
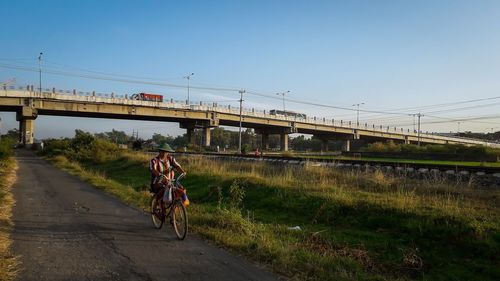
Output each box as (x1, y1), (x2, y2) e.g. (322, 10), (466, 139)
(149, 143), (186, 200)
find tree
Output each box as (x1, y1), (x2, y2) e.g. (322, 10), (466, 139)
(94, 129), (130, 144)
(72, 130), (95, 150)
(1, 128), (19, 141)
(132, 139), (143, 150)
(151, 133), (175, 146)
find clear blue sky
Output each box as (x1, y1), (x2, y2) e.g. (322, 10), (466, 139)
(1, 0), (500, 139)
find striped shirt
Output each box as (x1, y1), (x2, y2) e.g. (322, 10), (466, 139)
(149, 155), (181, 185)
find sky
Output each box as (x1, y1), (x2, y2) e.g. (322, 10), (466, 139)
(1, 0), (500, 139)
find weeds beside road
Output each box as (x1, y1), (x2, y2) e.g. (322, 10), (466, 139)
(0, 154), (19, 281)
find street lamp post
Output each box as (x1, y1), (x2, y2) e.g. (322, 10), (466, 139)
(38, 52), (43, 94)
(238, 90), (245, 154)
(276, 91), (290, 113)
(183, 73), (194, 105)
(352, 102), (364, 125)
(415, 113), (423, 146)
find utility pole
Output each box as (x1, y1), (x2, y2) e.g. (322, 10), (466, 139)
(457, 122), (461, 135)
(416, 113), (423, 146)
(238, 90), (245, 154)
(276, 90), (290, 113)
(352, 102), (364, 125)
(38, 52), (43, 94)
(183, 73), (194, 105)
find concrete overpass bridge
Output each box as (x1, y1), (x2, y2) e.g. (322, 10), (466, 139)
(1, 85), (499, 150)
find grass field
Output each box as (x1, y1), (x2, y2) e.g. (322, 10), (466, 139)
(329, 156), (500, 168)
(271, 154), (500, 168)
(0, 157), (19, 281)
(46, 150), (500, 281)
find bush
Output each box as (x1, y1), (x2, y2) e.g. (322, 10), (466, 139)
(0, 137), (15, 159)
(363, 142), (499, 162)
(42, 132), (120, 163)
(39, 138), (71, 157)
(91, 139), (120, 163)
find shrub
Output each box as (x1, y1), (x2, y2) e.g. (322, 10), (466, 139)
(91, 139), (120, 163)
(229, 179), (246, 209)
(0, 138), (15, 159)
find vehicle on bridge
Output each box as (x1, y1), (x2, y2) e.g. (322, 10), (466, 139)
(130, 92), (163, 102)
(269, 109), (306, 119)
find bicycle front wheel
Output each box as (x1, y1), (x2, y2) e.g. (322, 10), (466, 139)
(150, 196), (164, 229)
(172, 200), (188, 240)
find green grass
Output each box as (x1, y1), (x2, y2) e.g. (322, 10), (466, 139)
(295, 155), (500, 168)
(46, 150), (500, 281)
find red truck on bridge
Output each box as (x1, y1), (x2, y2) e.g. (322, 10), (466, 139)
(130, 92), (163, 102)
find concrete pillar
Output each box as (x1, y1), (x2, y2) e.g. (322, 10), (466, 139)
(202, 127), (211, 147)
(186, 128), (195, 145)
(280, 133), (289, 152)
(261, 133), (269, 150)
(404, 136), (410, 145)
(19, 119), (35, 146)
(321, 139), (329, 152)
(16, 106), (37, 147)
(342, 139), (350, 152)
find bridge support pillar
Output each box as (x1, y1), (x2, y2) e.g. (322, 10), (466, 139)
(404, 136), (410, 145)
(19, 119), (35, 146)
(202, 127), (211, 147)
(280, 133), (289, 152)
(16, 107), (37, 147)
(342, 140), (351, 152)
(186, 128), (195, 145)
(261, 133), (269, 150)
(321, 139), (329, 152)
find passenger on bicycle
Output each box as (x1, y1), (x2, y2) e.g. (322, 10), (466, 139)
(149, 143), (186, 199)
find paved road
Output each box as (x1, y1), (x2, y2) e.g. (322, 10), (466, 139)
(11, 151), (278, 281)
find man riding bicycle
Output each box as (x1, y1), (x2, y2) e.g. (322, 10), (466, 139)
(149, 143), (186, 200)
(149, 143), (189, 239)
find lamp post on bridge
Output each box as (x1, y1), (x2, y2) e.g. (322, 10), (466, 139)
(238, 89), (245, 154)
(352, 102), (364, 125)
(38, 52), (43, 94)
(183, 73), (194, 105)
(276, 90), (290, 113)
(410, 113), (424, 146)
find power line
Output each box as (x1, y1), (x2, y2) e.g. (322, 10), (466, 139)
(383, 114), (500, 127)
(0, 62), (239, 92)
(0, 61), (411, 115)
(2, 60), (500, 123)
(245, 90), (410, 116)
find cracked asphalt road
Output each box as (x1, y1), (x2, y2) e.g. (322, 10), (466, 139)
(11, 151), (278, 281)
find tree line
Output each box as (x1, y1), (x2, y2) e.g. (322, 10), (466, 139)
(45, 128), (333, 152)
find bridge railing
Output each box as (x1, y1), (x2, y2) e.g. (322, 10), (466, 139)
(2, 85), (498, 146)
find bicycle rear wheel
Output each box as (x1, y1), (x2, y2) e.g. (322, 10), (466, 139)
(150, 196), (164, 229)
(172, 200), (188, 240)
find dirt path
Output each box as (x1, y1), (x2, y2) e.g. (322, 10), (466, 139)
(11, 150), (278, 281)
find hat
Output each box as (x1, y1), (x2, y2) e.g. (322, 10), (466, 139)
(158, 143), (175, 152)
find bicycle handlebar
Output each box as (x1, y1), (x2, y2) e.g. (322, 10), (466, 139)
(175, 173), (186, 186)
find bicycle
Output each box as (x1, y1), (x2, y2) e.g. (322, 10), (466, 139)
(150, 173), (188, 240)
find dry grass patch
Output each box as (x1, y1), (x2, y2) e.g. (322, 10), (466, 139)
(0, 158), (19, 281)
